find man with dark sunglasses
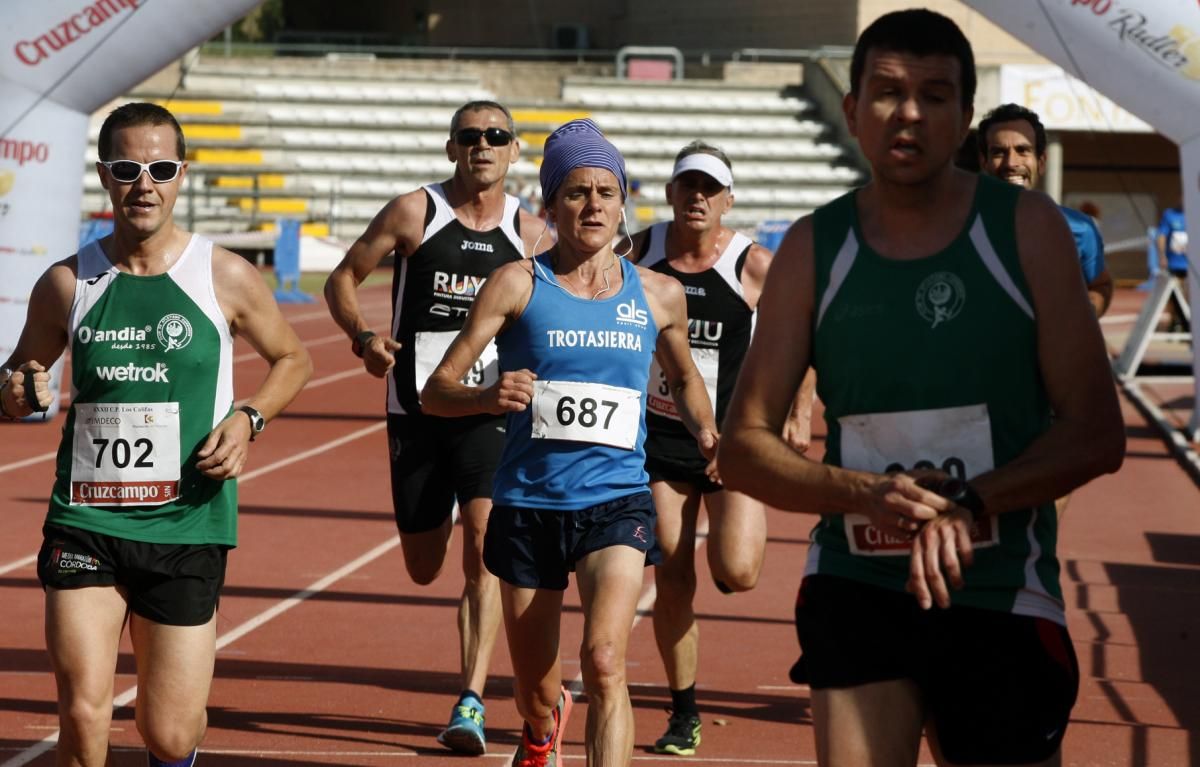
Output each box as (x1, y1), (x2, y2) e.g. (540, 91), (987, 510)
(325, 99), (548, 756)
(1, 102), (312, 767)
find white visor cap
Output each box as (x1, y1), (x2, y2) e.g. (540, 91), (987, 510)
(670, 153), (733, 191)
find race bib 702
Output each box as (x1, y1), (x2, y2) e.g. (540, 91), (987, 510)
(70, 402), (182, 507)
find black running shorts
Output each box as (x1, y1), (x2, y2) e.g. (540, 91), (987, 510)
(483, 492), (662, 590)
(644, 430), (720, 494)
(387, 412), (506, 534)
(793, 574), (1079, 765)
(37, 523), (227, 626)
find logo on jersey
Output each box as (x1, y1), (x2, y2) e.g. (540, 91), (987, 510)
(95, 362), (170, 383)
(688, 319), (722, 343)
(914, 272), (965, 328)
(461, 240), (494, 253)
(76, 324), (151, 344)
(616, 299), (649, 328)
(433, 271), (486, 298)
(684, 285), (707, 297)
(157, 314), (193, 352)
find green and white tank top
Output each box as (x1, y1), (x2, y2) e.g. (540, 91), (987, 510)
(46, 234), (238, 546)
(808, 175), (1063, 624)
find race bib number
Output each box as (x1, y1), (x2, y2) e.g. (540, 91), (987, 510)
(70, 402), (182, 507)
(647, 347), (719, 421)
(413, 331), (499, 395)
(838, 404), (998, 555)
(531, 380), (642, 450)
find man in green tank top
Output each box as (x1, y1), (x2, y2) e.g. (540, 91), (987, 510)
(719, 10), (1124, 767)
(0, 103), (312, 767)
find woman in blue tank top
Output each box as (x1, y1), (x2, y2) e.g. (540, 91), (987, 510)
(423, 119), (720, 767)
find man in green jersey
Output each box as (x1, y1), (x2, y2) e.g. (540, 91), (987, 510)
(719, 10), (1124, 767)
(0, 103), (312, 767)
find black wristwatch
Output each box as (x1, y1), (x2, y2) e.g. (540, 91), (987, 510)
(936, 477), (986, 521)
(351, 330), (376, 358)
(238, 405), (266, 441)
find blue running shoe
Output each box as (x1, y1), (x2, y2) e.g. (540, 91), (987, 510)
(438, 696), (487, 755)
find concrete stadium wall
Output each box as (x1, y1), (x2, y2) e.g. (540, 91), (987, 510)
(421, 0), (857, 51)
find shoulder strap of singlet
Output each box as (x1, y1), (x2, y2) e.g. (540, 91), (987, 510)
(419, 183), (459, 245)
(638, 222), (669, 268)
(499, 194), (525, 255)
(713, 231), (752, 302)
(812, 189), (862, 331)
(970, 175), (1035, 319)
(75, 239), (112, 282)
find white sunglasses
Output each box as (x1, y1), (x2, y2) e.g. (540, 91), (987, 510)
(101, 159), (184, 184)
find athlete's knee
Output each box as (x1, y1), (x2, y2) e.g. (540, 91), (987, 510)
(404, 559), (444, 586)
(401, 542), (449, 585)
(138, 708), (206, 762)
(581, 639), (626, 694)
(654, 563), (697, 605)
(709, 551), (762, 592)
(59, 694), (113, 740)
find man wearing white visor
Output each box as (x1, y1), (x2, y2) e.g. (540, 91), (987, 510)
(630, 141), (814, 755)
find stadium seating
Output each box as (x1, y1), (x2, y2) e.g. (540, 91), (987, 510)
(84, 55), (863, 240)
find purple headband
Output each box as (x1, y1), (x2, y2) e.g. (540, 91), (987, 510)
(539, 118), (627, 203)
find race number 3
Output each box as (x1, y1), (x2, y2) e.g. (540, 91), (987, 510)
(646, 347), (718, 421)
(531, 380), (641, 450)
(70, 402), (182, 506)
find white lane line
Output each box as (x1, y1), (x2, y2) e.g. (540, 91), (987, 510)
(232, 367), (366, 409)
(237, 421), (385, 482)
(233, 332), (349, 363)
(0, 555), (37, 577)
(0, 452), (57, 475)
(0, 536), (401, 767)
(282, 297), (392, 325)
(1099, 313), (1138, 325)
(300, 367), (367, 389)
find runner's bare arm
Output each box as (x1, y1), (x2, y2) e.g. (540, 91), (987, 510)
(323, 191), (426, 370)
(0, 260), (76, 417)
(967, 191), (1124, 510)
(737, 242), (774, 309)
(197, 248), (313, 479)
(783, 369), (817, 454)
(422, 260), (535, 417)
(719, 218), (949, 530)
(739, 241), (817, 452)
(643, 269), (719, 457)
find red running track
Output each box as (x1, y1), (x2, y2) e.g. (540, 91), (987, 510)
(1, 281), (1197, 766)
